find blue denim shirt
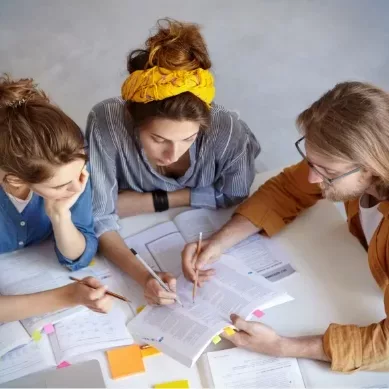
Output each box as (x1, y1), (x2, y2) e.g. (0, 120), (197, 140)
(0, 178), (97, 271)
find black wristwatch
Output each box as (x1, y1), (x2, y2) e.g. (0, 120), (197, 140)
(152, 190), (169, 212)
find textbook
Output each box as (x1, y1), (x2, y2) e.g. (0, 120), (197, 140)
(127, 253), (293, 367)
(0, 308), (133, 384)
(120, 208), (296, 310)
(120, 208), (294, 366)
(0, 242), (110, 358)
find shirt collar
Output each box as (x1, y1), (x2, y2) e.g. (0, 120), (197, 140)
(348, 197), (389, 219)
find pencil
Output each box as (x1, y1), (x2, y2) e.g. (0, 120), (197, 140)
(69, 276), (130, 303)
(130, 248), (184, 307)
(192, 232), (203, 303)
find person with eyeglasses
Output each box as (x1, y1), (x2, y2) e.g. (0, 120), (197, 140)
(182, 81), (389, 372)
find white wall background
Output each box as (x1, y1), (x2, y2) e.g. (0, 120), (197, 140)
(1, 0), (389, 172)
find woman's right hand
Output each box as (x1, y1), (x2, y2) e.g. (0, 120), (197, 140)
(144, 272), (177, 305)
(181, 239), (221, 286)
(65, 276), (113, 313)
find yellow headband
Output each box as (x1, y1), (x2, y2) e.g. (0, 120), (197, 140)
(121, 66), (215, 107)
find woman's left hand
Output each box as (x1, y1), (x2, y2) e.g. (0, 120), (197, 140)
(45, 168), (89, 221)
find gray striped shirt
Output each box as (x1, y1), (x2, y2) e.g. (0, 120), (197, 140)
(86, 98), (260, 237)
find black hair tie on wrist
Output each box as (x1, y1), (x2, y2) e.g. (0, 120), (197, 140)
(152, 190), (169, 212)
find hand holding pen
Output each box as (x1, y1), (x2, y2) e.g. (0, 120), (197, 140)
(130, 249), (183, 306)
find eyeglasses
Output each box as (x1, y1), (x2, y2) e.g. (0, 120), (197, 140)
(295, 136), (360, 185)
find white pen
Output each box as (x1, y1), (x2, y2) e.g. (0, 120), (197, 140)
(130, 248), (184, 306)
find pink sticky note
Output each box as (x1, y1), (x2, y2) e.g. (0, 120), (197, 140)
(253, 309), (264, 319)
(43, 324), (55, 335)
(57, 361), (71, 369)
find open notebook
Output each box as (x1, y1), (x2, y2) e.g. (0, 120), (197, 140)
(0, 308), (133, 385)
(0, 242), (133, 385)
(201, 347), (305, 388)
(121, 208), (296, 312)
(0, 241), (111, 358)
(127, 254), (293, 367)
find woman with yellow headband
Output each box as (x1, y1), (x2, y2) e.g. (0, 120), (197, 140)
(86, 19), (260, 305)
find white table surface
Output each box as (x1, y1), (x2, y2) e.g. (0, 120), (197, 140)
(70, 170), (389, 388)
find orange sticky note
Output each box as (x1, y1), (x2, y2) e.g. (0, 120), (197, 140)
(106, 345), (145, 379)
(140, 345), (161, 358)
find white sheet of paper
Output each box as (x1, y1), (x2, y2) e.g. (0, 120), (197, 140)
(0, 334), (56, 385)
(205, 347), (305, 388)
(49, 308), (133, 363)
(173, 208), (230, 243)
(226, 234), (296, 281)
(0, 322), (30, 358)
(175, 208), (295, 282)
(146, 231), (187, 277)
(197, 255), (292, 320)
(0, 242), (111, 334)
(122, 221), (182, 311)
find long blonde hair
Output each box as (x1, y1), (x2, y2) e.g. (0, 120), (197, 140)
(297, 81), (389, 195)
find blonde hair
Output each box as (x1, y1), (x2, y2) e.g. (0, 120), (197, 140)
(297, 81), (389, 194)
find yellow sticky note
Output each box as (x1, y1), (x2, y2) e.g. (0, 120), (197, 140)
(89, 259), (96, 267)
(224, 326), (236, 336)
(32, 330), (42, 342)
(106, 345), (145, 379)
(212, 335), (221, 345)
(140, 345), (161, 358)
(154, 380), (190, 388)
(136, 305), (145, 314)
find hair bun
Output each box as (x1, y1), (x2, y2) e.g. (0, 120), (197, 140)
(145, 18), (211, 71)
(0, 74), (49, 108)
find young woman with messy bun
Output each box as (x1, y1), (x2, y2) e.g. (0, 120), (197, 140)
(0, 76), (111, 322)
(86, 19), (260, 305)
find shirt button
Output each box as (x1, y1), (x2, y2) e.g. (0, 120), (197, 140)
(20, 221), (26, 226)
(19, 241), (24, 246)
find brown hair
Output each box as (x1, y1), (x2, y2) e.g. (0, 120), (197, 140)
(0, 75), (87, 184)
(126, 18), (212, 130)
(297, 81), (389, 195)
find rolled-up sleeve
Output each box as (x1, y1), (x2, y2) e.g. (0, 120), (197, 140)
(323, 281), (389, 372)
(86, 111), (120, 238)
(191, 186), (217, 209)
(55, 176), (98, 271)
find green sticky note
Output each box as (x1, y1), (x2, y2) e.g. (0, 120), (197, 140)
(212, 335), (221, 345)
(32, 330), (42, 342)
